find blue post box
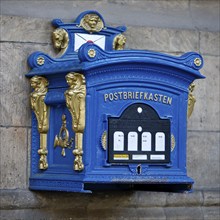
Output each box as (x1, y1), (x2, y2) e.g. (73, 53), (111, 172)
(26, 11), (205, 193)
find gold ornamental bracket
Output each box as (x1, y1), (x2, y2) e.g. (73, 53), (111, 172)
(52, 28), (69, 56)
(30, 76), (49, 170)
(54, 114), (74, 157)
(113, 34), (126, 50)
(65, 72), (86, 171)
(187, 83), (196, 118)
(101, 131), (107, 150)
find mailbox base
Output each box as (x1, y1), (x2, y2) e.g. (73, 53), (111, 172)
(29, 175), (193, 193)
(84, 183), (193, 193)
(29, 177), (91, 193)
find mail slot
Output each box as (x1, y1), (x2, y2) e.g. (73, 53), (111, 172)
(108, 103), (171, 164)
(26, 10), (205, 193)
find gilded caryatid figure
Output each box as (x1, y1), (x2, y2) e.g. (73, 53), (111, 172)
(113, 34), (126, 50)
(187, 83), (196, 118)
(65, 73), (86, 171)
(52, 28), (69, 56)
(30, 76), (49, 170)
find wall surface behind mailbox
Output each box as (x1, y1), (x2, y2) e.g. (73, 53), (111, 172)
(0, 0), (219, 219)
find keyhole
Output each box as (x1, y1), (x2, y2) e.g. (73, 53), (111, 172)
(137, 165), (142, 175)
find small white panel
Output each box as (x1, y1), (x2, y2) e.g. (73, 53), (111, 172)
(142, 132), (152, 151)
(132, 154), (147, 160)
(113, 131), (124, 151)
(74, 33), (106, 51)
(155, 132), (165, 151)
(150, 155), (165, 160)
(128, 132), (138, 151)
(138, 126), (142, 132)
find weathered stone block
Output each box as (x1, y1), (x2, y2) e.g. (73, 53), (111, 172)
(0, 189), (43, 209)
(125, 27), (199, 53)
(188, 55), (220, 131)
(125, 27), (170, 51)
(164, 207), (203, 220)
(38, 191), (91, 209)
(136, 191), (167, 207)
(0, 189), (91, 209)
(136, 207), (166, 220)
(166, 190), (203, 207)
(87, 191), (138, 209)
(187, 131), (220, 189)
(0, 43), (54, 127)
(87, 207), (137, 220)
(0, 208), (88, 220)
(0, 127), (27, 189)
(203, 189), (220, 206)
(0, 15), (53, 44)
(200, 31), (220, 56)
(203, 207), (220, 220)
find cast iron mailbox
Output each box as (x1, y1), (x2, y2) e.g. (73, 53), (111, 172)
(26, 11), (205, 193)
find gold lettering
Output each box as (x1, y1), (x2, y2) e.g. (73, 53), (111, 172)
(103, 91), (173, 105)
(140, 92), (143, 99)
(154, 94), (159, 102)
(163, 95), (167, 104)
(167, 97), (172, 105)
(114, 92), (118, 100)
(158, 94), (163, 102)
(132, 92), (135, 99)
(149, 93), (154, 101)
(118, 92), (123, 100)
(104, 94), (109, 102)
(109, 93), (114, 101)
(144, 92), (148, 100)
(128, 92), (133, 99)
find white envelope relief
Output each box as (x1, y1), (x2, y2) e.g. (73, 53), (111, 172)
(74, 33), (106, 51)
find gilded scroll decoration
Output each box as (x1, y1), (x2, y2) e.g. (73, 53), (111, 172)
(80, 14), (104, 33)
(88, 49), (96, 58)
(30, 76), (49, 170)
(101, 131), (107, 150)
(194, 58), (202, 67)
(113, 34), (126, 50)
(54, 114), (73, 157)
(171, 134), (176, 152)
(37, 57), (45, 66)
(187, 83), (196, 118)
(65, 72), (86, 171)
(52, 28), (69, 55)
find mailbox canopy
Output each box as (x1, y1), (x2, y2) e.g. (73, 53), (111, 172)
(79, 42), (204, 81)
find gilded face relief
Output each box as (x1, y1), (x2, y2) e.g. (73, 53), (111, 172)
(52, 28), (69, 53)
(80, 14), (104, 33)
(113, 34), (126, 50)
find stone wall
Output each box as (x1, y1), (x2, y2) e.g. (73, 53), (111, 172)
(0, 13), (219, 219)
